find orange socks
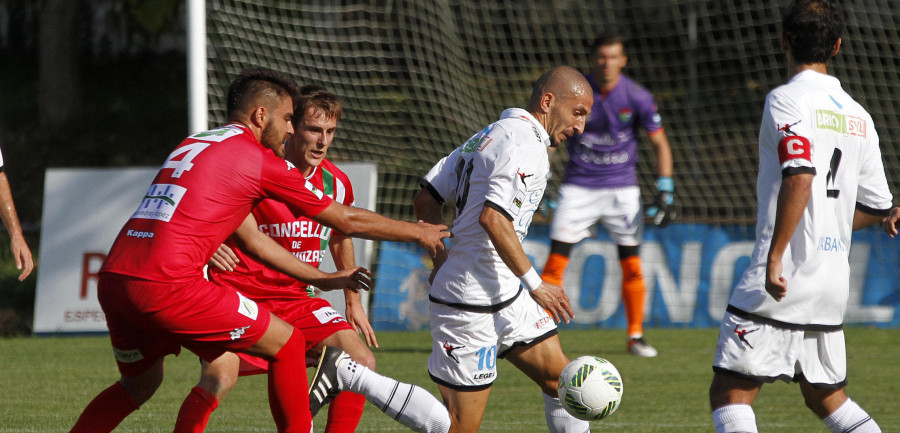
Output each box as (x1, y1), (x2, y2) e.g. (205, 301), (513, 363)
(541, 253), (570, 287)
(620, 255), (646, 337)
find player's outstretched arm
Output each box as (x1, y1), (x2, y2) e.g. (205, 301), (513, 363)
(312, 201), (450, 256)
(230, 213), (371, 292)
(881, 206), (900, 237)
(765, 173), (813, 301)
(0, 172), (32, 280)
(479, 205), (574, 323)
(330, 230), (378, 348)
(413, 188), (449, 282)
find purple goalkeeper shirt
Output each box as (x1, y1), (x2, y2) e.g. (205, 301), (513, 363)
(563, 74), (663, 189)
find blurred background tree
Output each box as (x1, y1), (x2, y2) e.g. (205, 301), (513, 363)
(0, 0), (188, 334)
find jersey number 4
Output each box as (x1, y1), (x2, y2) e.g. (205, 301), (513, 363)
(162, 142), (211, 178)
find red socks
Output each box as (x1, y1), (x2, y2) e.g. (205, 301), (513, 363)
(324, 391), (366, 433)
(174, 386), (219, 433)
(69, 381), (139, 433)
(267, 330), (312, 433)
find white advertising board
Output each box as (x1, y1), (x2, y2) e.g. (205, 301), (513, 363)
(33, 163), (377, 334)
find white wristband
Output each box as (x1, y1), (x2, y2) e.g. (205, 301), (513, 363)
(520, 267), (543, 292)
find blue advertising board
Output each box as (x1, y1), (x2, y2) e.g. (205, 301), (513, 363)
(372, 224), (900, 330)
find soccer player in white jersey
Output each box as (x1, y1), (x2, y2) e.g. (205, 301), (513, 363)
(305, 67), (591, 433)
(413, 65), (590, 433)
(709, 1), (891, 432)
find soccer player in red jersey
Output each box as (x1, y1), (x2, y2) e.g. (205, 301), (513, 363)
(174, 86), (377, 433)
(69, 69), (449, 433)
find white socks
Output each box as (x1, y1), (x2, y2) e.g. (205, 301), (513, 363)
(712, 404), (757, 433)
(823, 399), (880, 433)
(337, 358), (451, 433)
(543, 393), (590, 433)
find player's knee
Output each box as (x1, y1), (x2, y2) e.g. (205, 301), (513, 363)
(198, 370), (237, 401)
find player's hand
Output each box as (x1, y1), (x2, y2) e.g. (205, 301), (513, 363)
(882, 207), (900, 237)
(528, 281), (575, 324)
(318, 266), (373, 292)
(209, 243), (240, 271)
(645, 176), (675, 227)
(415, 220), (452, 257)
(345, 298), (379, 348)
(765, 258), (787, 301)
(10, 236), (33, 281)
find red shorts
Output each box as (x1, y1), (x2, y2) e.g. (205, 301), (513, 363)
(98, 272), (272, 377)
(236, 296), (353, 375)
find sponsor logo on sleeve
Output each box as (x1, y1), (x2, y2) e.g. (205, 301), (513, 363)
(229, 326), (250, 340)
(777, 135), (812, 164)
(131, 183), (187, 222)
(190, 125), (243, 142)
(816, 109), (866, 138)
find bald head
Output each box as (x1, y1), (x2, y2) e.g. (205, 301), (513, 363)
(527, 66), (593, 146)
(527, 66), (591, 109)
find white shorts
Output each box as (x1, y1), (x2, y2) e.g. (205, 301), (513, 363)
(550, 184), (642, 245)
(713, 309), (847, 388)
(428, 290), (558, 390)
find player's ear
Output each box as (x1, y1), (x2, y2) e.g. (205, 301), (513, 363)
(540, 92), (554, 114)
(250, 106), (268, 128)
(831, 37), (841, 57)
(780, 33), (790, 52)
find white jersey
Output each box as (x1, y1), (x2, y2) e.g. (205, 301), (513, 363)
(729, 70), (892, 326)
(423, 108), (551, 306)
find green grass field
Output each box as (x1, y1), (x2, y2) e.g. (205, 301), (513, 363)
(1, 328), (898, 432)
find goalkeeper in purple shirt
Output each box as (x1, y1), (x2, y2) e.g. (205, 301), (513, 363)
(541, 32), (674, 357)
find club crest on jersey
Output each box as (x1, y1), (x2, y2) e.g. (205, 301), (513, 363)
(618, 108), (633, 123)
(510, 190), (525, 216)
(517, 169), (534, 187)
(132, 183), (187, 222)
(733, 325), (759, 349)
(304, 179), (325, 199)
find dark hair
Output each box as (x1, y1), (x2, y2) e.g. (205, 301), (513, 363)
(590, 32), (626, 53)
(226, 68), (300, 119)
(294, 85), (342, 126)
(782, 0), (844, 64)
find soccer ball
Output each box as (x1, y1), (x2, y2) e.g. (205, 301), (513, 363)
(557, 356), (623, 421)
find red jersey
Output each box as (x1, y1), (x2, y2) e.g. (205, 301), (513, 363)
(102, 124), (333, 282)
(211, 158), (355, 300)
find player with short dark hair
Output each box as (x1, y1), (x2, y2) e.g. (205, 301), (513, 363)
(708, 2), (889, 432)
(173, 85), (374, 433)
(541, 31), (674, 357)
(68, 68), (450, 433)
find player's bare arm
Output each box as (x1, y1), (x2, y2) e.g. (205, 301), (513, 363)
(765, 172), (813, 301)
(0, 172), (32, 280)
(648, 130), (673, 178)
(230, 213), (370, 292)
(413, 188), (449, 282)
(330, 229), (379, 348)
(881, 206), (900, 237)
(852, 208), (885, 231)
(479, 204), (574, 323)
(312, 200), (450, 256)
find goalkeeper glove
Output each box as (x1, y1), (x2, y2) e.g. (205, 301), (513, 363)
(645, 176), (675, 227)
